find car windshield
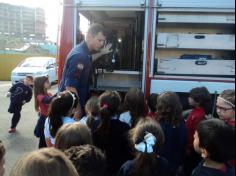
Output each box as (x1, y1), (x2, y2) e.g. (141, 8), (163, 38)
(20, 59), (49, 68)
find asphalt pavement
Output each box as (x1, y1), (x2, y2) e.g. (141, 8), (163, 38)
(0, 82), (58, 175)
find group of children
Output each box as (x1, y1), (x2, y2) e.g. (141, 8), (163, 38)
(1, 75), (235, 176)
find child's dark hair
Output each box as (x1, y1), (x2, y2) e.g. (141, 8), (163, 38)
(129, 118), (164, 176)
(33, 76), (49, 111)
(85, 96), (100, 129)
(219, 89), (235, 107)
(0, 140), (5, 161)
(197, 118), (235, 163)
(48, 91), (79, 137)
(156, 92), (183, 126)
(147, 93), (159, 113)
(124, 88), (145, 127)
(55, 123), (93, 151)
(26, 75), (34, 82)
(190, 87), (211, 113)
(65, 145), (107, 176)
(96, 91), (121, 136)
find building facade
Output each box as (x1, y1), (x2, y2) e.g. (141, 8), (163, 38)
(0, 3), (46, 40)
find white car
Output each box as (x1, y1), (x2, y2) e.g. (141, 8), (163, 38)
(11, 57), (58, 84)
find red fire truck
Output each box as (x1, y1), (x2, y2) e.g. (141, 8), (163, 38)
(57, 0), (235, 97)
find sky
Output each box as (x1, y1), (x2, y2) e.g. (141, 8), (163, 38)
(0, 0), (62, 42)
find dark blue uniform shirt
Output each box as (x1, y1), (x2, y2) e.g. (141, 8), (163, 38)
(8, 82), (33, 113)
(59, 41), (92, 108)
(192, 161), (235, 176)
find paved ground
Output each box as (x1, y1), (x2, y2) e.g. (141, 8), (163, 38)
(0, 82), (57, 175)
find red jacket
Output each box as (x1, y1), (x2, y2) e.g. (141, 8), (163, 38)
(186, 107), (206, 150)
(37, 93), (53, 117)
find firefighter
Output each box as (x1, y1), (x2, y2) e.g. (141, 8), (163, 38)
(59, 23), (112, 116)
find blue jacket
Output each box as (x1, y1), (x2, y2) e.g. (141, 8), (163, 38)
(59, 41), (92, 107)
(159, 120), (188, 172)
(9, 82), (32, 105)
(117, 156), (172, 176)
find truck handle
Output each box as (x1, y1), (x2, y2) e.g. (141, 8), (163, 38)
(194, 35), (206, 39)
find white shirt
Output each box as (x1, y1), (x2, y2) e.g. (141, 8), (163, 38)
(79, 116), (100, 125)
(119, 111), (132, 127)
(44, 117), (76, 145)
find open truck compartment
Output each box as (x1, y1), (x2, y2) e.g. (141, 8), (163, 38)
(76, 9), (145, 91)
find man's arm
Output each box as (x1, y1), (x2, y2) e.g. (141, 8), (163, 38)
(92, 43), (113, 62)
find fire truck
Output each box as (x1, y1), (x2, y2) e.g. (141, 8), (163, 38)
(57, 0), (235, 97)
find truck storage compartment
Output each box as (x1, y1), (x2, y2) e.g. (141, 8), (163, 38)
(157, 33), (235, 50)
(77, 9), (145, 91)
(155, 10), (235, 79)
(157, 57), (235, 77)
(158, 13), (235, 24)
(158, 0), (235, 9)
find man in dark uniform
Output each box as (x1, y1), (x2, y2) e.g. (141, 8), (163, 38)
(59, 24), (111, 116)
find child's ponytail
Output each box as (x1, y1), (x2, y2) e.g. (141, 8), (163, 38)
(96, 91), (121, 136)
(85, 97), (100, 130)
(98, 103), (112, 135)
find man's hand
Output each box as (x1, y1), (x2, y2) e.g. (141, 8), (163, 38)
(100, 43), (113, 55)
(92, 43), (113, 62)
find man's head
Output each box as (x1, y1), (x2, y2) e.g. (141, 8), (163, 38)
(86, 24), (107, 52)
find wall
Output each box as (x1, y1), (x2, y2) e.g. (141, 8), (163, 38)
(0, 54), (33, 80)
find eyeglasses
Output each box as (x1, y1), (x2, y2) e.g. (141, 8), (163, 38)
(216, 105), (234, 113)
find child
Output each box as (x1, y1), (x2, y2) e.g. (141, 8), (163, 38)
(118, 118), (171, 176)
(192, 119), (235, 176)
(93, 91), (132, 175)
(0, 140), (5, 176)
(44, 91), (79, 147)
(80, 96), (100, 131)
(185, 87), (212, 175)
(65, 145), (107, 176)
(147, 93), (158, 119)
(7, 76), (33, 133)
(216, 89), (235, 127)
(34, 76), (55, 148)
(10, 148), (79, 176)
(119, 88), (145, 128)
(55, 123), (92, 151)
(156, 92), (188, 175)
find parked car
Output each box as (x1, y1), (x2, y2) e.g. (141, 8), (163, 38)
(11, 57), (58, 84)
